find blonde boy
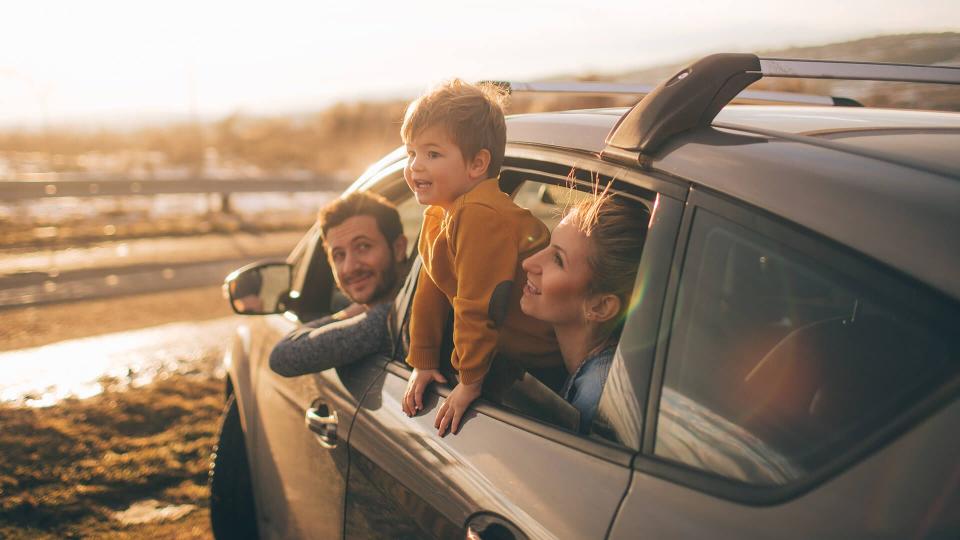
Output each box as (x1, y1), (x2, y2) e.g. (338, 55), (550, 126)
(401, 79), (558, 436)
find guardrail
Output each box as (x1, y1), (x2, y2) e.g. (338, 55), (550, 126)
(0, 177), (348, 201)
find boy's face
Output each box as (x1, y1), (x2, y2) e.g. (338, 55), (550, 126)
(404, 124), (487, 209)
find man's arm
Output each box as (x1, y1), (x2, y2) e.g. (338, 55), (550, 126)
(269, 301), (392, 377)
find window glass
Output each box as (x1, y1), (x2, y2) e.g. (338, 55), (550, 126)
(485, 180), (648, 439)
(395, 176), (652, 440)
(512, 181), (591, 231)
(655, 209), (955, 485)
(392, 193), (424, 259)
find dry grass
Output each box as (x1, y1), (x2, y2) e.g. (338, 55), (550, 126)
(0, 373), (223, 539)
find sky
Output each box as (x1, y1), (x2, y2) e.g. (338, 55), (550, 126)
(0, 0), (957, 128)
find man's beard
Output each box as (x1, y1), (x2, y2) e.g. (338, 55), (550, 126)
(343, 247), (399, 305)
(364, 258), (398, 305)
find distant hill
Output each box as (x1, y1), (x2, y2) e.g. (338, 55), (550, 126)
(508, 32), (960, 116)
(611, 32), (960, 111)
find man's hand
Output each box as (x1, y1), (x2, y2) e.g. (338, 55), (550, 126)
(435, 380), (482, 437)
(403, 368), (447, 417)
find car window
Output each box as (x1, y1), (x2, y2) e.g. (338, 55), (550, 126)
(393, 193), (424, 259)
(492, 179), (648, 439)
(391, 175), (652, 441)
(654, 208), (957, 486)
(511, 181), (591, 231)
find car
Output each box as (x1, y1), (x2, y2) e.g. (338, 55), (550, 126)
(210, 54), (960, 539)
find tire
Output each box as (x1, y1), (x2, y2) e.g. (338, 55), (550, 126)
(209, 394), (259, 540)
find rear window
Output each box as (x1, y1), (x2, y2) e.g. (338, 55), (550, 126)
(654, 208), (957, 486)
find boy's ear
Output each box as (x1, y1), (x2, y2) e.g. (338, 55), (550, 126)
(585, 293), (621, 324)
(467, 149), (492, 180)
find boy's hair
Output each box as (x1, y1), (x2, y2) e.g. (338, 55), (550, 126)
(318, 191), (403, 245)
(401, 79), (507, 179)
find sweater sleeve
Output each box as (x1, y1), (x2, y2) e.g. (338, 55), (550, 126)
(405, 264), (451, 370)
(269, 302), (392, 377)
(449, 204), (519, 385)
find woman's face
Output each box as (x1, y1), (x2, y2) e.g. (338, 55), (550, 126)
(521, 212), (595, 326)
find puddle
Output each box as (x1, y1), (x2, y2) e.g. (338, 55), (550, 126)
(0, 317), (237, 407)
(112, 499), (197, 525)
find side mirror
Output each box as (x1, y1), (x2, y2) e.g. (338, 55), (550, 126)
(225, 262), (292, 315)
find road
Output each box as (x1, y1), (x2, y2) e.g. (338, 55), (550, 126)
(0, 230), (305, 308)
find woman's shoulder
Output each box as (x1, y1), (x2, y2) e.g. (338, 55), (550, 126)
(571, 346), (616, 391)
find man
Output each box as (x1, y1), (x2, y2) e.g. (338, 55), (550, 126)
(320, 191), (408, 312)
(269, 191), (408, 377)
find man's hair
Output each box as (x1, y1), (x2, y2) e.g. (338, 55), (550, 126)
(401, 79), (507, 178)
(318, 191), (403, 245)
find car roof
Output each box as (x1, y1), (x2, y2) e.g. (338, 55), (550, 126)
(505, 105), (960, 301)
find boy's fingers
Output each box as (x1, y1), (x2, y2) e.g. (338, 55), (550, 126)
(437, 409), (451, 437)
(402, 391), (411, 416)
(434, 401), (446, 429)
(414, 384), (424, 412)
(451, 407), (464, 435)
(434, 372), (447, 384)
(403, 384), (417, 416)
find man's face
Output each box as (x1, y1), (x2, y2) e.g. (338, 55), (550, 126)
(324, 214), (406, 305)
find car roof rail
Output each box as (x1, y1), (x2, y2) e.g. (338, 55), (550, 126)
(601, 53), (960, 158)
(483, 80), (853, 107)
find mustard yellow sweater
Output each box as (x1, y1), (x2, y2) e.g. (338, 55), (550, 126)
(405, 178), (559, 385)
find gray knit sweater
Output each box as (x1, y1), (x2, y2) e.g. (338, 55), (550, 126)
(269, 301), (392, 377)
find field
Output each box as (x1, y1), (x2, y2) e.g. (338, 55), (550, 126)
(0, 286), (231, 538)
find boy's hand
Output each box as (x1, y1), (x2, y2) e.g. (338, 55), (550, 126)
(403, 368), (447, 417)
(435, 380), (482, 437)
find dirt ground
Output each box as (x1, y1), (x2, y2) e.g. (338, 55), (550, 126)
(0, 287), (233, 538)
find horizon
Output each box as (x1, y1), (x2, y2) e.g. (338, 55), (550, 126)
(1, 0), (958, 130)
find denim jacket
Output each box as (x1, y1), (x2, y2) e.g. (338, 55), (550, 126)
(561, 345), (615, 433)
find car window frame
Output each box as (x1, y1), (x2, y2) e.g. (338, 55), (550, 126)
(633, 183), (960, 505)
(384, 150), (674, 466)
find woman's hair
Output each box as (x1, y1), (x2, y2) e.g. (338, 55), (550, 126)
(566, 188), (651, 336)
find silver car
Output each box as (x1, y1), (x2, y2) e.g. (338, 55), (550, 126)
(211, 54), (960, 539)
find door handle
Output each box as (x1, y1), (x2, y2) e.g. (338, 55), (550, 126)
(305, 402), (339, 449)
(465, 512), (527, 540)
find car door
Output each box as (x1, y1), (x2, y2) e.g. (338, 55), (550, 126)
(244, 222), (383, 540)
(342, 167), (684, 540)
(608, 188), (960, 538)
(246, 162), (427, 539)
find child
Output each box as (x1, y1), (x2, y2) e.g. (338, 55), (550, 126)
(400, 79), (559, 436)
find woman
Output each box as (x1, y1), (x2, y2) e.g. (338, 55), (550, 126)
(520, 194), (648, 432)
(270, 190), (649, 433)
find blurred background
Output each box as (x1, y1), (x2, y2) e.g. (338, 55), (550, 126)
(0, 0), (957, 537)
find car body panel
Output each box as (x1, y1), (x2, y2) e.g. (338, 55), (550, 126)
(655, 128), (960, 301)
(243, 314), (382, 539)
(344, 368), (632, 540)
(714, 105), (960, 136)
(610, 398), (960, 539)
